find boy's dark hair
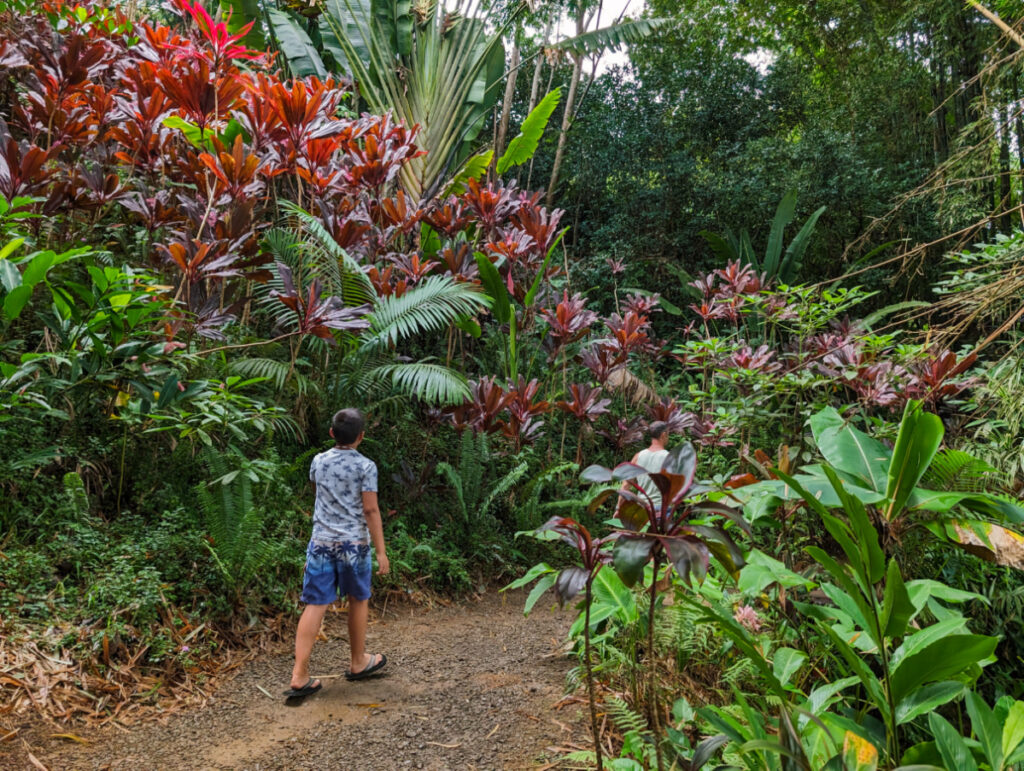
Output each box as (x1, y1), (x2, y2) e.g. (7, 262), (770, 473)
(332, 408), (365, 445)
(647, 421), (669, 443)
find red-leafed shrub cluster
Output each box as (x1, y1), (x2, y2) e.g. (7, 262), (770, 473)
(0, 0), (567, 344)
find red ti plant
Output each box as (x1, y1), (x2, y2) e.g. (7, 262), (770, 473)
(555, 383), (611, 462)
(582, 444), (750, 768)
(905, 348), (979, 407)
(597, 416), (645, 453)
(447, 376), (511, 434)
(270, 260), (370, 374)
(540, 291), (597, 373)
(503, 376), (549, 451)
(534, 516), (611, 771)
(646, 397), (695, 436)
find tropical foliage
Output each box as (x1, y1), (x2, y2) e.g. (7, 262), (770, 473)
(6, 2), (1024, 770)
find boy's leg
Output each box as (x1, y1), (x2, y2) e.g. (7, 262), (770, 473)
(347, 597), (372, 672)
(291, 603), (328, 689)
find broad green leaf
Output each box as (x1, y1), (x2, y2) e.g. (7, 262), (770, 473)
(497, 88), (561, 175)
(805, 676), (860, 716)
(895, 681), (965, 725)
(501, 561), (553, 592)
(928, 712), (978, 771)
(809, 407), (890, 493)
(613, 535), (655, 588)
(3, 284), (33, 320)
(737, 550), (814, 595)
(882, 558), (914, 638)
(551, 18), (666, 57)
(905, 579), (986, 613)
(454, 315), (481, 338)
(523, 227), (567, 309)
(965, 691), (1002, 770)
(961, 493), (1024, 524)
(764, 189), (797, 277)
(821, 465), (884, 583)
(445, 151), (493, 196)
(0, 256), (21, 292)
(372, 0), (413, 56)
(772, 647), (806, 687)
(0, 236), (24, 264)
(819, 623), (887, 714)
(523, 571), (556, 615)
(779, 204), (826, 283)
(218, 0), (265, 48)
(473, 251), (510, 324)
(266, 7), (327, 78)
(589, 566), (636, 625)
(890, 616), (971, 668)
(890, 634), (998, 706)
(21, 250), (56, 287)
(884, 400), (943, 520)
(862, 300), (932, 330)
(1003, 700), (1024, 760)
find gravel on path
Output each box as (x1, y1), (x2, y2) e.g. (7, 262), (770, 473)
(13, 590), (582, 771)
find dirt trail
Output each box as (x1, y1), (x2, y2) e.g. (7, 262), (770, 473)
(14, 591), (581, 771)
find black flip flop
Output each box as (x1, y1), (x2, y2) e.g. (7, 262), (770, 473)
(345, 653), (387, 681)
(283, 678), (322, 700)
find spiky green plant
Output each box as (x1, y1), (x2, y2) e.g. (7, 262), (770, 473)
(435, 430), (528, 551)
(195, 448), (276, 598)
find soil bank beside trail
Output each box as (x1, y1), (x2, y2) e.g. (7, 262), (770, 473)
(11, 590), (581, 771)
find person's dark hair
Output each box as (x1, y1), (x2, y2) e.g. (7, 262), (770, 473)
(332, 408), (365, 445)
(647, 421), (669, 443)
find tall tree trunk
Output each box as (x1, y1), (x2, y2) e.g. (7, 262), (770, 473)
(1013, 70), (1024, 173)
(527, 22), (550, 116)
(494, 39), (521, 169)
(1000, 102), (1012, 232)
(546, 51), (582, 206)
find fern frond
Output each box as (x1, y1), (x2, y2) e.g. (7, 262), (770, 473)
(435, 461), (468, 522)
(606, 697), (649, 735)
(922, 449), (999, 493)
(481, 461), (529, 519)
(461, 430), (486, 513)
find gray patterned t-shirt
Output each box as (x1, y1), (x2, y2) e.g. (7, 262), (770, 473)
(309, 448), (378, 543)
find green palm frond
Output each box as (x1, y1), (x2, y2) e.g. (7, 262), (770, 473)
(369, 361), (470, 405)
(364, 275), (486, 349)
(329, 348), (395, 401)
(550, 18), (667, 57)
(196, 448), (277, 592)
(279, 201), (376, 307)
(228, 357), (320, 397)
(262, 228), (303, 267)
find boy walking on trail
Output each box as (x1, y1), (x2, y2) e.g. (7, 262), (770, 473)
(285, 408), (390, 701)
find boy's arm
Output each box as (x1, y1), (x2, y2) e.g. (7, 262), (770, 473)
(362, 491), (389, 575)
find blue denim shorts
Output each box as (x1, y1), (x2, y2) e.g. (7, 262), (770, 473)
(300, 541), (372, 604)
